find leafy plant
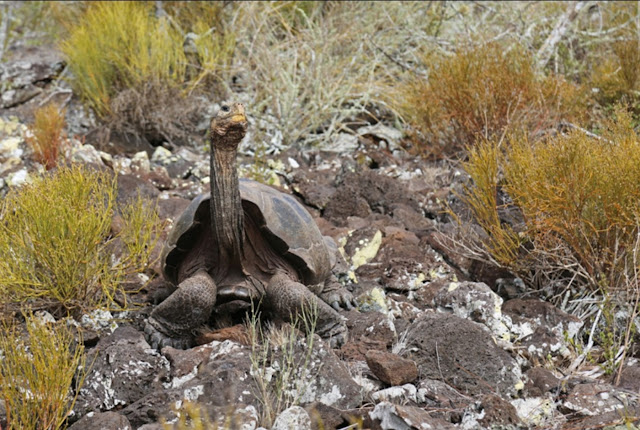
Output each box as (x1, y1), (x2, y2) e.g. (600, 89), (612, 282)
(0, 312), (87, 430)
(24, 103), (67, 170)
(0, 164), (160, 316)
(394, 42), (586, 158)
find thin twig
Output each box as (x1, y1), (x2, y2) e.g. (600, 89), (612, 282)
(369, 38), (428, 78)
(536, 1), (589, 71)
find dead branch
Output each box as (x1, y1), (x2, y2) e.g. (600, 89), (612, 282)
(536, 1), (589, 71)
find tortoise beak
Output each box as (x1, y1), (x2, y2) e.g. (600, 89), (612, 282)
(231, 104), (247, 124)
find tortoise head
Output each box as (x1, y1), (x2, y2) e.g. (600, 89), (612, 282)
(210, 102), (248, 150)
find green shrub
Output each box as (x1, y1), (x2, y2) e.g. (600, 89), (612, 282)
(394, 42), (586, 158)
(0, 164), (159, 316)
(0, 312), (87, 430)
(24, 103), (67, 170)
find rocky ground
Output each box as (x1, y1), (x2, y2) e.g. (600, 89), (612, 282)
(2, 46), (640, 430)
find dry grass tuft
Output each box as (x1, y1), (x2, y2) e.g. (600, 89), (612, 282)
(394, 42), (586, 158)
(459, 106), (640, 375)
(0, 312), (86, 430)
(24, 103), (68, 170)
(0, 164), (160, 317)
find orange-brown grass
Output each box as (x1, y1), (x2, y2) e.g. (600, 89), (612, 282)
(395, 43), (586, 158)
(459, 107), (640, 376)
(463, 107), (640, 290)
(24, 103), (67, 170)
(590, 40), (640, 116)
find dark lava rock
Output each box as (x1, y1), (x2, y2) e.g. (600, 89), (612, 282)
(116, 174), (160, 206)
(619, 363), (640, 392)
(503, 298), (582, 332)
(122, 340), (257, 428)
(74, 326), (170, 418)
(156, 197), (191, 223)
(503, 298), (582, 361)
(477, 394), (521, 429)
(562, 383), (627, 417)
(67, 411), (131, 430)
(524, 367), (560, 397)
(339, 310), (395, 361)
(405, 312), (521, 396)
(323, 187), (372, 223)
(365, 350), (418, 386)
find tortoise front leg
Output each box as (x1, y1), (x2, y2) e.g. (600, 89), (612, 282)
(265, 272), (348, 347)
(145, 269), (217, 350)
(318, 274), (357, 311)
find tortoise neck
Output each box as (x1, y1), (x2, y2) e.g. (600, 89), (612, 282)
(209, 141), (244, 268)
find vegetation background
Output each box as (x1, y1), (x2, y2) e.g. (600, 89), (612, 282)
(2, 1), (640, 428)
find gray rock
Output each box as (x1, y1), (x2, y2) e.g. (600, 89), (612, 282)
(70, 143), (104, 166)
(67, 411), (131, 430)
(357, 123), (403, 152)
(368, 401), (455, 430)
(6, 168), (30, 186)
(122, 340), (257, 428)
(405, 312), (522, 397)
(562, 383), (626, 416)
(74, 326), (170, 417)
(371, 384), (418, 403)
(272, 406), (311, 430)
(0, 46), (64, 108)
(503, 298), (582, 361)
(151, 146), (173, 164)
(267, 335), (364, 410)
(433, 281), (509, 338)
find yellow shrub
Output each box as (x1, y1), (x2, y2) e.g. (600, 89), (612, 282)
(590, 40), (640, 115)
(24, 103), (67, 170)
(0, 164), (159, 316)
(61, 1), (186, 118)
(0, 313), (86, 430)
(395, 43), (586, 158)
(462, 106), (640, 292)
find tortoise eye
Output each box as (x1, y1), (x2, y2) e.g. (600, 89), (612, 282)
(221, 105), (230, 112)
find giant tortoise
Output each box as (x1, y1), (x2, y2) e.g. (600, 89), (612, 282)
(145, 102), (355, 349)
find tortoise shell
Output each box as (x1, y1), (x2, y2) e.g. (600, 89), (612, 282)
(161, 178), (334, 287)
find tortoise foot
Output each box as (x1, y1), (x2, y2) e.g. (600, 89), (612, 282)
(144, 318), (193, 350)
(316, 318), (348, 348)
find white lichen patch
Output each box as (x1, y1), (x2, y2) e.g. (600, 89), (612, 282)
(80, 309), (118, 332)
(511, 397), (556, 427)
(208, 339), (242, 361)
(182, 384), (204, 402)
(318, 384), (343, 405)
(165, 366), (198, 389)
(371, 384), (417, 403)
